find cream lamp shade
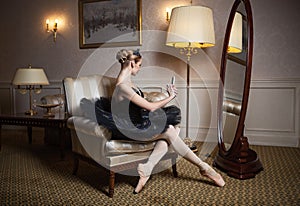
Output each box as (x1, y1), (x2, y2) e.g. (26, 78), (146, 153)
(228, 12), (243, 53)
(165, 5), (215, 151)
(12, 65), (49, 115)
(12, 67), (49, 86)
(166, 6), (215, 48)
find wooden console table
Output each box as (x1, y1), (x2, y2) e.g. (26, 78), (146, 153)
(0, 112), (69, 159)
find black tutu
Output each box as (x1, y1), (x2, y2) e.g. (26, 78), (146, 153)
(81, 97), (181, 141)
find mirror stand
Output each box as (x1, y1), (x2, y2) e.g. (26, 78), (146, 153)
(214, 133), (263, 179)
(213, 0), (263, 179)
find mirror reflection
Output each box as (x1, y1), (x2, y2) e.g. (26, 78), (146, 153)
(222, 3), (247, 151)
(215, 0), (263, 179)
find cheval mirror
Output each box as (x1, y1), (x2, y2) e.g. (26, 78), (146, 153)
(214, 0), (263, 179)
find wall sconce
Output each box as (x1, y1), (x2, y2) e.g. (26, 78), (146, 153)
(166, 7), (172, 21)
(46, 19), (58, 42)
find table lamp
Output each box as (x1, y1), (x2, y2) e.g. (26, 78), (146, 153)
(12, 65), (49, 115)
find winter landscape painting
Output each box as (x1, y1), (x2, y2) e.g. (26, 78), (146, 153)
(79, 0), (141, 49)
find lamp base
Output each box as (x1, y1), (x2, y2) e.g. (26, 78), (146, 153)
(189, 144), (198, 153)
(25, 110), (37, 116)
(183, 137), (198, 153)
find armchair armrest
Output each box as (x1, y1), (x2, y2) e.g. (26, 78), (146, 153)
(67, 116), (112, 139)
(141, 86), (170, 103)
(67, 116), (112, 161)
(144, 92), (168, 102)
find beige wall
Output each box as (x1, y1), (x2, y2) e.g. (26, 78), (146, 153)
(0, 0), (299, 147)
(1, 0), (299, 82)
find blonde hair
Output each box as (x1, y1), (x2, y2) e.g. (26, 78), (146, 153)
(116, 49), (142, 64)
(116, 49), (133, 64)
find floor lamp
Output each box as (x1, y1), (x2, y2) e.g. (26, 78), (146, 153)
(166, 6), (215, 151)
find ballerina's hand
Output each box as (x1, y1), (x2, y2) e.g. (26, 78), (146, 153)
(167, 84), (178, 98)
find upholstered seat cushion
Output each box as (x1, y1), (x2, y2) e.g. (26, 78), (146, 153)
(70, 130), (154, 167)
(106, 140), (155, 155)
(67, 116), (156, 155)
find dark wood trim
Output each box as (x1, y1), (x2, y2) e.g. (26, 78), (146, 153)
(109, 171), (115, 198)
(214, 0), (263, 179)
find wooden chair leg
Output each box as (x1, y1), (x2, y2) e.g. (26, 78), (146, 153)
(109, 170), (115, 198)
(72, 154), (79, 175)
(171, 157), (178, 177)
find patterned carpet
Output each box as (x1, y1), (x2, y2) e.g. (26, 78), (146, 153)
(0, 129), (299, 205)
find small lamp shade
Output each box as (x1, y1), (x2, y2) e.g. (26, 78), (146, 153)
(228, 12), (243, 53)
(166, 6), (215, 48)
(12, 67), (49, 86)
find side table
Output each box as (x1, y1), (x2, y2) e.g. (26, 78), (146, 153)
(0, 112), (69, 159)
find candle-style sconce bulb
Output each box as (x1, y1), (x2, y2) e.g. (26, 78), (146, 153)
(45, 18), (58, 42)
(166, 7), (172, 22)
(46, 19), (50, 32)
(53, 19), (58, 42)
(54, 19), (58, 31)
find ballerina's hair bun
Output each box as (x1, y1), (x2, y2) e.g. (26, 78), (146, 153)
(116, 49), (133, 64)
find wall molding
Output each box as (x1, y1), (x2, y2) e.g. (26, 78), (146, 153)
(1, 78), (299, 147)
(0, 81), (64, 114)
(245, 78), (300, 147)
(138, 78), (300, 148)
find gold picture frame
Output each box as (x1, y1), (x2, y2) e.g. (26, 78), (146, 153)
(79, 0), (142, 49)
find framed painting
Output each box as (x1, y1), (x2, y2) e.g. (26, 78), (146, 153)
(79, 0), (142, 49)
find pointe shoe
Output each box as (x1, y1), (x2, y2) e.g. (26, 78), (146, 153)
(133, 164), (151, 194)
(200, 167), (225, 187)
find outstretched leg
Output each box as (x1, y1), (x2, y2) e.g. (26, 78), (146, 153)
(163, 125), (225, 187)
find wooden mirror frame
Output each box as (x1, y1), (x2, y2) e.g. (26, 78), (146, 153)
(214, 0), (263, 179)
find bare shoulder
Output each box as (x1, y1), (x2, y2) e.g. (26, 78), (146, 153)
(115, 82), (136, 99)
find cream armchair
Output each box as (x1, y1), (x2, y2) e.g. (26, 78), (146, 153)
(63, 74), (178, 198)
